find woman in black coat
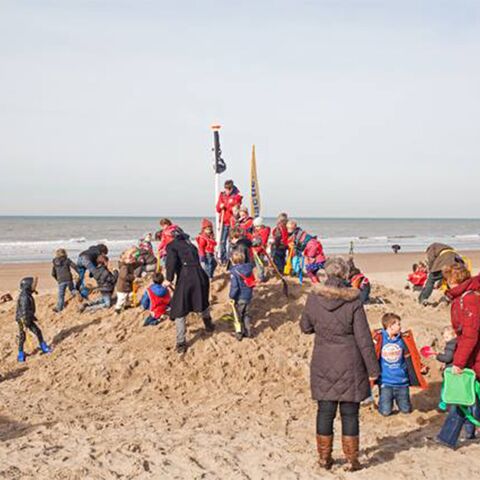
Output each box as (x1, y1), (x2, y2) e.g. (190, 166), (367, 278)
(165, 230), (214, 354)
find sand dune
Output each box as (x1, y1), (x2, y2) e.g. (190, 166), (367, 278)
(1, 266), (480, 479)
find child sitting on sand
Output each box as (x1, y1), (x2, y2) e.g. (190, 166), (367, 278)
(372, 313), (427, 416)
(140, 272), (171, 326)
(407, 262), (428, 291)
(229, 250), (255, 340)
(196, 219), (217, 279)
(79, 255), (118, 313)
(15, 277), (51, 362)
(51, 248), (79, 312)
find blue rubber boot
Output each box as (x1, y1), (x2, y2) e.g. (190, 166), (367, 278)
(40, 342), (51, 354)
(17, 351), (26, 362)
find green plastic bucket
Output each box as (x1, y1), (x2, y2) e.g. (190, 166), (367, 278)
(443, 367), (477, 406)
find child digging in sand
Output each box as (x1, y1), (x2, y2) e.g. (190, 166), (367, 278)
(372, 313), (427, 416)
(15, 277), (51, 362)
(229, 250), (255, 340)
(79, 255), (118, 313)
(140, 272), (171, 326)
(51, 248), (79, 312)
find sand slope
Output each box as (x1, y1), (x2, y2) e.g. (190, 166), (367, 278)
(1, 273), (480, 479)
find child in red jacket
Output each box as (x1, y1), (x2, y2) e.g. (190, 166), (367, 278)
(251, 217), (271, 282)
(407, 262), (428, 291)
(196, 218), (217, 279)
(238, 207), (254, 236)
(140, 272), (171, 326)
(303, 238), (326, 283)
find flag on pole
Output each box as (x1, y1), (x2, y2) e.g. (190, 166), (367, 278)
(250, 144), (261, 217)
(212, 126), (226, 174)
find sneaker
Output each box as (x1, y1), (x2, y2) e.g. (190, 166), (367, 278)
(176, 343), (188, 354)
(17, 351), (26, 362)
(204, 318), (215, 333)
(40, 342), (51, 354)
(235, 332), (243, 341)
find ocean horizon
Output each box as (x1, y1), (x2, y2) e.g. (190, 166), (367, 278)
(1, 215), (480, 264)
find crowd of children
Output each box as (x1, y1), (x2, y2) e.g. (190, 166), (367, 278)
(11, 177), (478, 464)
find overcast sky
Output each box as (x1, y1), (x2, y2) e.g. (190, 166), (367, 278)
(1, 0), (479, 218)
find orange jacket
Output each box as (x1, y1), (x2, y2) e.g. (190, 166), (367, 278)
(372, 329), (428, 389)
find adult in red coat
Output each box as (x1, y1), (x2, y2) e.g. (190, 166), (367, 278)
(437, 264), (480, 448)
(216, 180), (243, 263)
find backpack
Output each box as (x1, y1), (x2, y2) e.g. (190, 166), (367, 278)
(238, 271), (257, 288)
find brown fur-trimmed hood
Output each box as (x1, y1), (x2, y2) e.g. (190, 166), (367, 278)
(313, 283), (360, 311)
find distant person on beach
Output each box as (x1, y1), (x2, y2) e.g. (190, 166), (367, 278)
(76, 243), (109, 298)
(436, 264), (480, 448)
(79, 255), (118, 313)
(196, 218), (217, 279)
(15, 277), (51, 362)
(216, 179), (243, 264)
(165, 228), (214, 354)
(229, 250), (255, 340)
(51, 248), (78, 312)
(271, 212), (289, 273)
(300, 257), (379, 471)
(140, 272), (171, 326)
(419, 243), (465, 304)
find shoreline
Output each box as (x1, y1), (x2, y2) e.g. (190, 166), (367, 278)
(2, 250), (480, 294)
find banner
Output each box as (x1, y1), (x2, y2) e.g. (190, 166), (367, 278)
(250, 144), (261, 217)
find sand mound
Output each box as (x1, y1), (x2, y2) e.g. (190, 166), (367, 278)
(1, 276), (479, 479)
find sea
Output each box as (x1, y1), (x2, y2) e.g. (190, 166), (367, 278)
(1, 216), (480, 264)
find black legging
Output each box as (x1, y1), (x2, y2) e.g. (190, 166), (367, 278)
(17, 317), (44, 351)
(317, 400), (360, 436)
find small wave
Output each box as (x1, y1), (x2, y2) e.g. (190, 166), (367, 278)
(454, 234), (480, 240)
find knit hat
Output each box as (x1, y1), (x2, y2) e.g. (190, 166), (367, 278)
(201, 218), (213, 230)
(253, 217), (264, 227)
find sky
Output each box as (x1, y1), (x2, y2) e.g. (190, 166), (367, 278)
(1, 0), (479, 218)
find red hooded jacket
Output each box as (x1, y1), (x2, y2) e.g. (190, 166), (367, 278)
(408, 269), (427, 287)
(157, 224), (178, 258)
(238, 216), (253, 236)
(446, 275), (480, 379)
(216, 187), (243, 224)
(196, 232), (217, 257)
(252, 226), (271, 255)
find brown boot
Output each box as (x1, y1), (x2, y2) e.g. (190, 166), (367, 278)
(316, 435), (333, 470)
(342, 435), (361, 471)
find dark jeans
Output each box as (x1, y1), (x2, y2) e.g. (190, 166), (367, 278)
(76, 256), (97, 298)
(16, 317), (45, 352)
(202, 253), (217, 279)
(437, 400), (479, 448)
(84, 294), (112, 312)
(419, 271), (443, 303)
(359, 284), (371, 305)
(57, 281), (76, 311)
(378, 385), (412, 416)
(272, 246), (287, 273)
(316, 400), (360, 436)
(234, 300), (252, 335)
(219, 225), (230, 263)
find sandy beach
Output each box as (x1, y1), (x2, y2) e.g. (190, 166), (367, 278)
(0, 251), (480, 479)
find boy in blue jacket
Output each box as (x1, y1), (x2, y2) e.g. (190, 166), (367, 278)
(377, 313), (413, 416)
(229, 250), (255, 341)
